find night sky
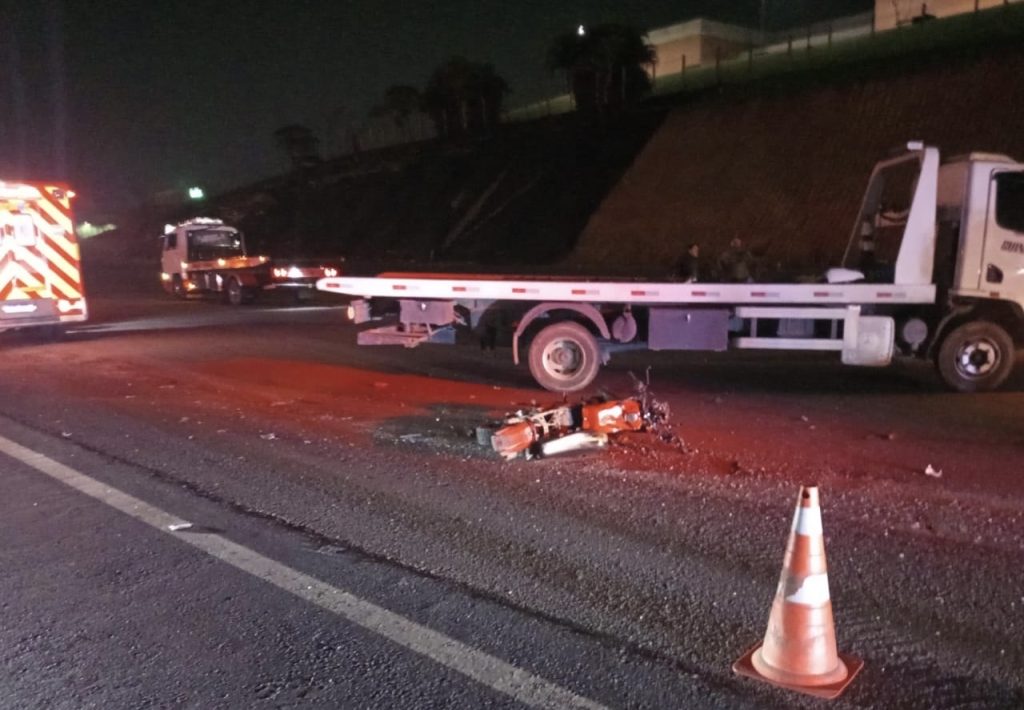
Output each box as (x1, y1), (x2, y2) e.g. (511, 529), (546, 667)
(1, 1), (870, 220)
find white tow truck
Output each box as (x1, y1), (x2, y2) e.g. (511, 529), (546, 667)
(317, 142), (1024, 393)
(160, 218), (342, 305)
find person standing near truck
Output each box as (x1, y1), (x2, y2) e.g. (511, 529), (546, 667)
(676, 243), (701, 282)
(718, 237), (755, 282)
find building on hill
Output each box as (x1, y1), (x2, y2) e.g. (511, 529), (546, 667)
(507, 0), (1012, 121)
(646, 18), (758, 76)
(875, 0), (1019, 30)
(646, 11), (874, 79)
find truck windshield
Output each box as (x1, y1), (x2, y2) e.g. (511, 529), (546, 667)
(187, 229), (244, 261)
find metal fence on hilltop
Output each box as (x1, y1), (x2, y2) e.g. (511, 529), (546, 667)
(501, 1), (1024, 124)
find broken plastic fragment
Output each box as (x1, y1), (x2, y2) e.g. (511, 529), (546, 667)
(540, 431), (608, 457)
(581, 399), (644, 434)
(492, 420), (536, 460)
(168, 522), (193, 532)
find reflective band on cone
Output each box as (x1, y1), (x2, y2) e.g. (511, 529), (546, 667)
(733, 486), (863, 700)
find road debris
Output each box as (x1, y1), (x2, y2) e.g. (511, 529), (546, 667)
(260, 432), (278, 441)
(167, 522), (193, 532)
(730, 460), (751, 475)
(485, 372), (671, 460)
(924, 464), (943, 478)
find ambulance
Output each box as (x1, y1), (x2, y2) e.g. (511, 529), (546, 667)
(0, 181), (87, 334)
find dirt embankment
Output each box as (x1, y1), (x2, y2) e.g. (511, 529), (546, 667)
(203, 115), (663, 270)
(570, 45), (1024, 279)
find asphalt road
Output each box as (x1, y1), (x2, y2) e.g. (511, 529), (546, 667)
(1, 294), (1022, 709)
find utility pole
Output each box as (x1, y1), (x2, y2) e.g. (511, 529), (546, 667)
(2, 4), (30, 176)
(760, 0), (769, 46)
(44, 0), (68, 179)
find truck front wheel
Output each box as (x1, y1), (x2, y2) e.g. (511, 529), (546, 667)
(528, 321), (601, 392)
(936, 321), (1015, 392)
(171, 275), (187, 299)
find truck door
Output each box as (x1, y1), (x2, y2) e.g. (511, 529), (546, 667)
(981, 170), (1024, 301)
(161, 229), (181, 276)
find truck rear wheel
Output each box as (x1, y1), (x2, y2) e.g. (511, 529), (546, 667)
(528, 321), (600, 392)
(936, 321), (1015, 393)
(225, 276), (253, 306)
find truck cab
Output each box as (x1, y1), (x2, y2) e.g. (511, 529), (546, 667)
(836, 144), (1024, 391)
(160, 218), (272, 304)
(940, 153), (1024, 301)
(160, 217), (342, 305)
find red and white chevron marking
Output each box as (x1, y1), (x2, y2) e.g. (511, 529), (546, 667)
(0, 184), (83, 303)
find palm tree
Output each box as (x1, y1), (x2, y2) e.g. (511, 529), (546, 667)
(383, 85), (422, 129)
(422, 57), (509, 138)
(367, 85), (425, 142)
(547, 24), (656, 114)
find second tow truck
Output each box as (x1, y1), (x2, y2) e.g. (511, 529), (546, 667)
(160, 218), (342, 305)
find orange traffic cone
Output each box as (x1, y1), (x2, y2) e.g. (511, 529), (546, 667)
(733, 485), (863, 700)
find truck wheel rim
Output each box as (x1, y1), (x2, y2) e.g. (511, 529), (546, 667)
(956, 339), (999, 379)
(542, 339), (585, 381)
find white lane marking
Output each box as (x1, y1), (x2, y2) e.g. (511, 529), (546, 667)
(0, 434), (606, 710)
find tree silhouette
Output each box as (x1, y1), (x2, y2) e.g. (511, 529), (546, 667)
(422, 57), (508, 138)
(367, 85), (424, 143)
(383, 85), (422, 130)
(547, 24), (656, 114)
(272, 124), (322, 170)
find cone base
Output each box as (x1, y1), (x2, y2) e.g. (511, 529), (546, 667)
(733, 643), (864, 700)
